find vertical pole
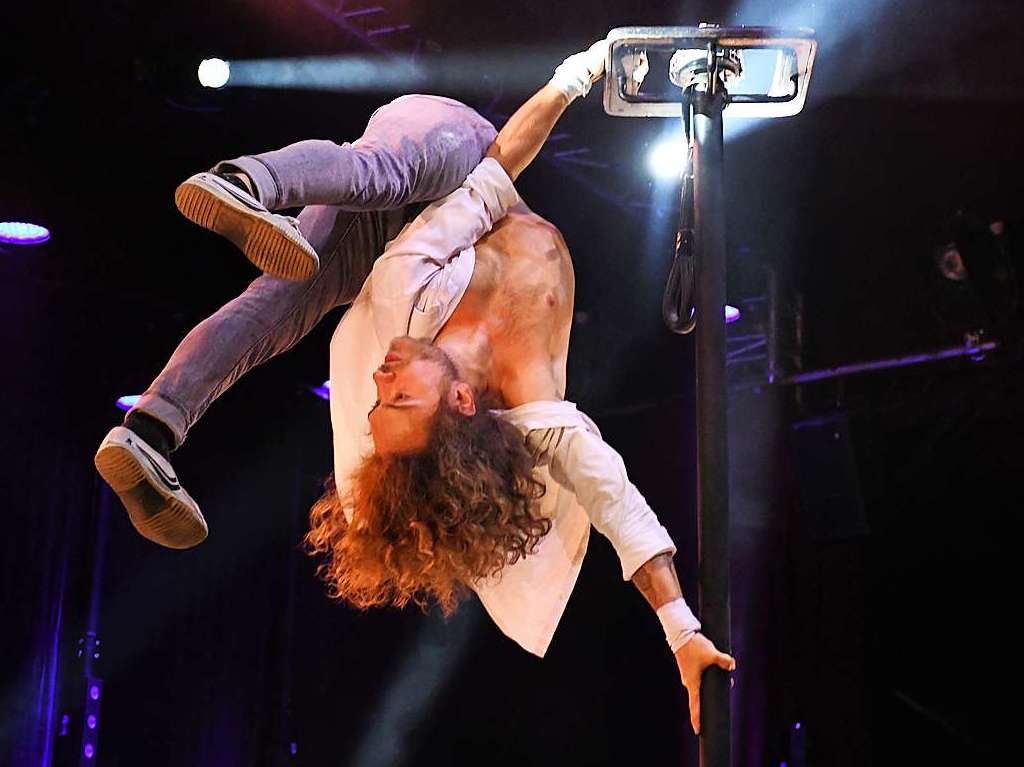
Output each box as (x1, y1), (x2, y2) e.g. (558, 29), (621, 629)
(691, 88), (732, 767)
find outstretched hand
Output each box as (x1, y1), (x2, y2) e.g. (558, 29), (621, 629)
(550, 38), (609, 101)
(674, 632), (736, 735)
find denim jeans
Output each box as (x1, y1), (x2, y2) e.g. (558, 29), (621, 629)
(132, 95), (497, 447)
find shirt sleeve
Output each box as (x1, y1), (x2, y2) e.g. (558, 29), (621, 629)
(369, 157), (520, 343)
(528, 425), (677, 580)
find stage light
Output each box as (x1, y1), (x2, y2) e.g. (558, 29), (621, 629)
(648, 139), (687, 178)
(725, 304), (741, 323)
(0, 221), (50, 245)
(115, 395), (141, 411)
(935, 244), (968, 281)
(311, 380), (330, 401)
(87, 715), (97, 729)
(198, 58), (230, 88)
(84, 744), (94, 759)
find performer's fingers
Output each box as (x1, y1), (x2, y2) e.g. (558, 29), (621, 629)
(688, 686), (701, 735)
(716, 652), (737, 672)
(583, 39), (608, 80)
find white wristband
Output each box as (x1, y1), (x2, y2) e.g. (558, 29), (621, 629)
(548, 40), (608, 101)
(656, 598), (701, 653)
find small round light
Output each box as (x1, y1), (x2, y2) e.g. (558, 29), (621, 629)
(648, 140), (687, 179)
(116, 395), (141, 411)
(198, 58), (231, 89)
(84, 744), (95, 758)
(89, 685), (100, 701)
(0, 221), (51, 245)
(725, 305), (741, 323)
(87, 715), (97, 729)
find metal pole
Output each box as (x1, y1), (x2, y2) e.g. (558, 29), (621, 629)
(691, 87), (732, 767)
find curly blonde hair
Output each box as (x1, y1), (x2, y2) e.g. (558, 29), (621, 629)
(305, 402), (549, 615)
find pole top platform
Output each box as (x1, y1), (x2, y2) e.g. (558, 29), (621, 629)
(603, 25), (817, 119)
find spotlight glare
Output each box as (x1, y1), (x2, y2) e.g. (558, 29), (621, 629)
(198, 58), (231, 88)
(648, 140), (687, 179)
(115, 395), (141, 411)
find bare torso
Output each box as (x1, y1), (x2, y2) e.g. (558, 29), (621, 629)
(436, 206), (574, 407)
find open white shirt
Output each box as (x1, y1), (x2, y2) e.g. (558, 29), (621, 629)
(329, 158), (675, 657)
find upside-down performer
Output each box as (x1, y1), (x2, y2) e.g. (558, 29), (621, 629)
(95, 40), (734, 734)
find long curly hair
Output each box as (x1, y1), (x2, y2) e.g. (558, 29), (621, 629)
(305, 401), (549, 615)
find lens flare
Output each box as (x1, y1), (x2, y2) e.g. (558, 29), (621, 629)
(648, 139), (687, 179)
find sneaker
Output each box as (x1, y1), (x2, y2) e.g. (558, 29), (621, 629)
(174, 171), (320, 281)
(94, 426), (208, 549)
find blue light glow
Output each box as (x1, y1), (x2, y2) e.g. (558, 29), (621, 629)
(116, 395), (141, 411)
(725, 305), (741, 323)
(311, 380), (331, 401)
(0, 221), (51, 245)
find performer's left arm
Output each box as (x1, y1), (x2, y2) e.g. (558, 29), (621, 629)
(631, 552), (737, 736)
(536, 426), (736, 736)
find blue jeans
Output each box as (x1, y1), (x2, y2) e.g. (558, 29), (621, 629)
(132, 95), (497, 447)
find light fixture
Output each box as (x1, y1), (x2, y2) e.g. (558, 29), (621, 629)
(0, 221), (51, 245)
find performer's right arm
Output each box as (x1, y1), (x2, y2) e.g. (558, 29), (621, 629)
(369, 40), (608, 341)
(374, 36), (609, 294)
(486, 40), (608, 181)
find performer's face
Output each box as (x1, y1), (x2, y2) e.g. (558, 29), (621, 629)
(369, 337), (457, 454)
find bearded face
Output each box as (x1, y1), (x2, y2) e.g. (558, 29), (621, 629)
(368, 337), (461, 455)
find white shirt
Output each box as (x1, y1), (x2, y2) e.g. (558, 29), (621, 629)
(329, 158), (676, 657)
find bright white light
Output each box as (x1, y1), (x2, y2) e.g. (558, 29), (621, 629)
(648, 140), (687, 179)
(198, 58), (230, 88)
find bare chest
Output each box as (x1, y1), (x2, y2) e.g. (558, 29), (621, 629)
(453, 217), (574, 340)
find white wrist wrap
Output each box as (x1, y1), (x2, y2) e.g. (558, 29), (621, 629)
(548, 40), (607, 101)
(656, 598), (701, 653)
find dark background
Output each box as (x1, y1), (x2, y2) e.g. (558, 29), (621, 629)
(3, 1), (1023, 765)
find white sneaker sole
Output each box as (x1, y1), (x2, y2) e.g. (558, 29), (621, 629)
(94, 427), (208, 549)
(175, 173), (320, 281)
